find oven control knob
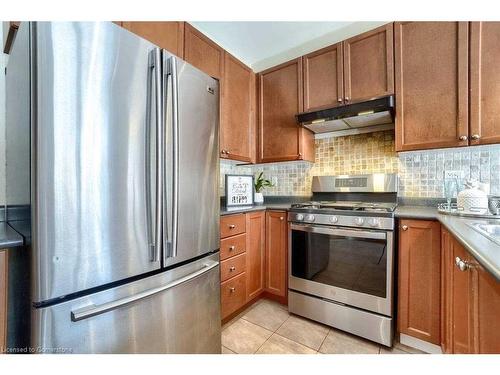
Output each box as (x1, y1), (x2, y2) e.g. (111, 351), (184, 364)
(305, 214), (315, 222)
(329, 216), (338, 224)
(354, 217), (365, 226)
(368, 218), (380, 227)
(295, 214), (304, 221)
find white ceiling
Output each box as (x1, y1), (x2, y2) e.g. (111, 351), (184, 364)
(190, 21), (388, 72)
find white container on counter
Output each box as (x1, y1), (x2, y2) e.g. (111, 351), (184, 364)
(457, 180), (489, 214)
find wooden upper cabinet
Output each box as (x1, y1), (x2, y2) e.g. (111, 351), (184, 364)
(395, 22), (469, 151)
(258, 58), (314, 163)
(264, 211), (287, 299)
(246, 211), (265, 301)
(303, 43), (343, 112)
(398, 220), (441, 345)
(343, 23), (394, 103)
(470, 22), (500, 146)
(184, 23), (223, 79)
(120, 22), (184, 58)
(220, 52), (255, 162)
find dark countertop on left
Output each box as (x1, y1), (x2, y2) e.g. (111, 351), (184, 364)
(0, 222), (25, 250)
(220, 203), (293, 216)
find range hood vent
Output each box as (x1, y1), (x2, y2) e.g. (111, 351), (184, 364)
(296, 95), (395, 135)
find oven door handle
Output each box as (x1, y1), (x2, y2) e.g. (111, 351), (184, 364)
(290, 223), (387, 240)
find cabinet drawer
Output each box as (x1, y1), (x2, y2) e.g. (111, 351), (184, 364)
(221, 272), (247, 319)
(220, 233), (246, 261)
(220, 214), (246, 238)
(220, 253), (246, 282)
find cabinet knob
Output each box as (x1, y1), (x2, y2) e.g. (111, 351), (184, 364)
(471, 134), (480, 140)
(229, 266), (236, 271)
(345, 97), (350, 102)
(229, 224), (236, 229)
(229, 287), (236, 293)
(401, 225), (408, 231)
(455, 257), (470, 272)
(280, 217), (284, 221)
(229, 245), (235, 251)
(459, 135), (468, 141)
(337, 98), (343, 103)
(221, 149), (226, 155)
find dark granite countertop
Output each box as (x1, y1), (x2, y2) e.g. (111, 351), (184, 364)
(220, 203), (293, 216)
(0, 222), (25, 250)
(396, 205), (500, 281)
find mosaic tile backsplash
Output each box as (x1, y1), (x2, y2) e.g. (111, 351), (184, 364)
(220, 130), (398, 197)
(220, 130), (500, 199)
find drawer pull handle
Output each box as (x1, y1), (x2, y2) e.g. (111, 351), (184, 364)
(229, 287), (236, 293)
(401, 225), (408, 231)
(229, 225), (236, 229)
(229, 266), (236, 271)
(229, 246), (235, 251)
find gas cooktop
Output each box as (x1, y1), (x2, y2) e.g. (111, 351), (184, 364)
(291, 201), (397, 213)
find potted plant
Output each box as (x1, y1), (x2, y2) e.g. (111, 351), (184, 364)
(254, 172), (274, 205)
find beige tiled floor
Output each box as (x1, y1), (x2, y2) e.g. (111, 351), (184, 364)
(221, 298), (422, 354)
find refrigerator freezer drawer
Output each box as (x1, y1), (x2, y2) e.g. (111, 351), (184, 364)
(32, 253), (221, 354)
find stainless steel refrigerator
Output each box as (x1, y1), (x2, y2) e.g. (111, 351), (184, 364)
(5, 22), (221, 353)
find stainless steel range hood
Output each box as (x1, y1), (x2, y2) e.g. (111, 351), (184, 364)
(296, 95), (395, 135)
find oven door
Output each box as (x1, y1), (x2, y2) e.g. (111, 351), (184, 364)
(289, 223), (394, 316)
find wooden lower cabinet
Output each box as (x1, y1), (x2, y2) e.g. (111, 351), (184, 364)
(442, 227), (500, 354)
(0, 250), (7, 353)
(398, 219), (441, 345)
(475, 262), (500, 353)
(221, 272), (247, 319)
(264, 211), (287, 298)
(246, 211), (265, 301)
(220, 210), (288, 319)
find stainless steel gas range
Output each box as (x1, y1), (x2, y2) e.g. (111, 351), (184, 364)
(287, 174), (397, 347)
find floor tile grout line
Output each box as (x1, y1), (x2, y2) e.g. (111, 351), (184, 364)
(252, 312), (292, 354)
(272, 332), (319, 354)
(317, 328), (331, 354)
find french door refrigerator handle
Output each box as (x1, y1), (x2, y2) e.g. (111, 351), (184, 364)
(70, 260), (219, 322)
(167, 55), (179, 260)
(153, 48), (163, 262)
(147, 48), (163, 263)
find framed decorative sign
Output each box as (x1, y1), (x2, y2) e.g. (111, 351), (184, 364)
(225, 174), (254, 207)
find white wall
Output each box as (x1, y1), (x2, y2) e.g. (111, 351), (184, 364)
(0, 27), (6, 207)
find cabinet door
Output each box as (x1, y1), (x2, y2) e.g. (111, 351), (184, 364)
(183, 23), (223, 79)
(394, 22), (469, 151)
(398, 220), (441, 345)
(258, 59), (314, 163)
(120, 22), (184, 57)
(246, 211), (265, 301)
(450, 237), (475, 353)
(474, 261), (500, 353)
(470, 22), (500, 146)
(343, 23), (394, 103)
(220, 52), (254, 162)
(303, 43), (343, 111)
(440, 228), (453, 353)
(265, 211), (287, 298)
(0, 251), (7, 353)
